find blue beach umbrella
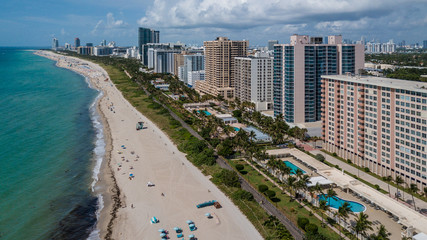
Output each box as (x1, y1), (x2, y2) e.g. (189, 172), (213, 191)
(189, 234), (195, 238)
(189, 224), (195, 227)
(173, 227), (179, 231)
(158, 228), (165, 232)
(160, 233), (166, 237)
(186, 220), (193, 224)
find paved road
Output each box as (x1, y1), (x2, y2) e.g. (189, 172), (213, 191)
(311, 150), (427, 213)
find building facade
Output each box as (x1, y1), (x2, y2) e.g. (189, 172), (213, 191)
(52, 38), (59, 50)
(74, 38), (80, 48)
(178, 54), (204, 85)
(138, 27), (160, 59)
(322, 75), (427, 189)
(147, 49), (182, 74)
(77, 46), (93, 55)
(268, 40), (278, 51)
(234, 52), (273, 111)
(188, 70), (205, 87)
(273, 35), (364, 123)
(196, 37), (248, 99)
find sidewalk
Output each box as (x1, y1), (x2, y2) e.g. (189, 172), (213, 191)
(310, 150), (427, 214)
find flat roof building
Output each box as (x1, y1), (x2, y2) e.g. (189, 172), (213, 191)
(195, 37), (248, 99)
(321, 75), (427, 189)
(273, 35), (364, 123)
(234, 52), (273, 111)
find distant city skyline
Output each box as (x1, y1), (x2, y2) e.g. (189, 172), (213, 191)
(1, 0), (427, 47)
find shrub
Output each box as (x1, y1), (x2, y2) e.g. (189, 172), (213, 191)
(265, 190), (276, 199)
(297, 217), (309, 229)
(332, 152), (338, 157)
(305, 223), (319, 234)
(375, 184), (381, 191)
(364, 167), (370, 172)
(258, 184), (268, 193)
(232, 189), (254, 201)
(347, 159), (352, 164)
(315, 154), (325, 162)
(214, 169), (241, 188)
(235, 164), (244, 171)
(334, 165), (341, 170)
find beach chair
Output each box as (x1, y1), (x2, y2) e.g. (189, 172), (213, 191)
(177, 233), (183, 238)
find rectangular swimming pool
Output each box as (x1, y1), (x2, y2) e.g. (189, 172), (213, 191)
(283, 161), (306, 175)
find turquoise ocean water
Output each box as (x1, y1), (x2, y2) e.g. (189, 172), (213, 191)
(0, 48), (102, 239)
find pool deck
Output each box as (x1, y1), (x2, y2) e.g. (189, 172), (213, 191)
(266, 148), (427, 234)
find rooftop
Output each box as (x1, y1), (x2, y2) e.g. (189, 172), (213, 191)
(322, 75), (427, 94)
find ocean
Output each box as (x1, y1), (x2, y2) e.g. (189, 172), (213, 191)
(0, 48), (103, 240)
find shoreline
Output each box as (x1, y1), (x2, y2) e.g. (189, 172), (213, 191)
(34, 50), (117, 239)
(35, 50), (263, 240)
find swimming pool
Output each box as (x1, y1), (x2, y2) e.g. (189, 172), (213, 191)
(284, 161), (306, 175)
(234, 127), (240, 131)
(197, 110), (212, 116)
(318, 195), (366, 213)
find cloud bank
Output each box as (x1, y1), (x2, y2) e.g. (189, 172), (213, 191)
(136, 0), (427, 44)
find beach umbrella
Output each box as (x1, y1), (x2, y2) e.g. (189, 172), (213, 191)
(205, 213), (211, 217)
(173, 227), (179, 231)
(160, 233), (166, 237)
(186, 220), (193, 224)
(189, 234), (195, 238)
(189, 224), (195, 227)
(158, 228), (165, 232)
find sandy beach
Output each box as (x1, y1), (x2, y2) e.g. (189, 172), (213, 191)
(36, 51), (263, 240)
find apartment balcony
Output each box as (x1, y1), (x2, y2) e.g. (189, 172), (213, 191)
(321, 93), (325, 98)
(358, 146), (365, 152)
(358, 101), (364, 108)
(358, 135), (364, 141)
(321, 102), (325, 107)
(358, 129), (364, 135)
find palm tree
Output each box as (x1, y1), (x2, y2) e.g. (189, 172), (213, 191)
(287, 176), (297, 197)
(383, 175), (392, 198)
(409, 183), (418, 210)
(338, 202), (351, 237)
(368, 224), (391, 240)
(326, 188), (337, 206)
(319, 200), (329, 227)
(353, 212), (373, 239)
(248, 130), (256, 143)
(296, 175), (311, 200)
(395, 176), (405, 201)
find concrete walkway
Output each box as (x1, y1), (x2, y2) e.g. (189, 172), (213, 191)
(310, 150), (427, 214)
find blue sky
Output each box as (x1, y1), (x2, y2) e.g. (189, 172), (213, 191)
(1, 0), (426, 47)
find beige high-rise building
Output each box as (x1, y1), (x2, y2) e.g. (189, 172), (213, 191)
(195, 37), (248, 99)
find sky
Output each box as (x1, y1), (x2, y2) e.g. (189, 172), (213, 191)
(1, 0), (427, 47)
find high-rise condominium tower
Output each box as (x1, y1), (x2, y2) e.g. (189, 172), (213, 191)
(195, 37), (248, 99)
(273, 35), (364, 123)
(74, 38), (80, 48)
